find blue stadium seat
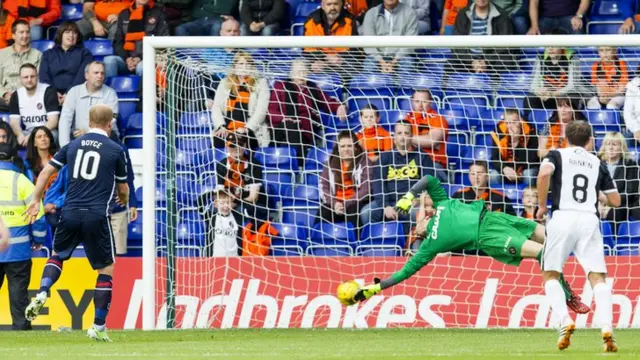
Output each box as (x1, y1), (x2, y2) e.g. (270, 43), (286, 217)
(310, 221), (356, 246)
(304, 173), (319, 185)
(441, 108), (477, 131)
(271, 223), (308, 255)
(282, 185), (320, 208)
(126, 113), (143, 135)
(360, 222), (405, 248)
(590, 0), (633, 20)
(177, 136), (211, 152)
(134, 187), (143, 207)
(255, 147), (299, 171)
(61, 4), (83, 21)
(128, 213), (143, 246)
(447, 184), (465, 196)
(443, 95), (489, 121)
(282, 208), (318, 228)
(306, 245), (353, 256)
(445, 73), (493, 95)
(176, 148), (198, 172)
(265, 172), (294, 205)
(308, 72), (342, 100)
(199, 172), (217, 194)
(601, 221), (615, 249)
(175, 173), (200, 206)
(495, 96), (525, 110)
(179, 112), (213, 135)
(529, 109), (552, 131)
(118, 101), (137, 133)
(462, 146), (491, 166)
(349, 73), (396, 97)
(379, 110), (406, 132)
(295, 2), (320, 24)
(501, 183), (522, 202)
(398, 69), (445, 94)
(194, 148), (225, 174)
(585, 110), (621, 133)
(31, 40), (55, 53)
(177, 209), (206, 247)
(345, 96), (393, 130)
(476, 109), (502, 132)
(497, 72), (532, 97)
(446, 133), (469, 170)
(587, 21), (624, 34)
(84, 39), (113, 60)
(616, 221), (640, 246)
(356, 245), (403, 256)
(107, 76), (140, 99)
(0, 113), (9, 123)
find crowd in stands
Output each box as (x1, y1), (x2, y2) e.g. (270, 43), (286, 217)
(0, 0), (639, 258)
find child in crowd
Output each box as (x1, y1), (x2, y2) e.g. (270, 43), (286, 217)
(588, 46), (628, 110)
(355, 104), (392, 163)
(198, 189), (240, 257)
(521, 186), (542, 223)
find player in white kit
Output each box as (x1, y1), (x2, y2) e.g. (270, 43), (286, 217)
(536, 121), (621, 352)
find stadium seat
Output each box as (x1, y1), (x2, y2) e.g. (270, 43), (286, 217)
(303, 148), (329, 170)
(255, 147), (299, 171)
(305, 244), (353, 256)
(282, 208), (318, 228)
(282, 185), (320, 208)
(194, 148), (225, 174)
(304, 173), (319, 186)
(441, 108), (477, 131)
(295, 2), (320, 24)
(398, 69), (445, 95)
(199, 172), (217, 194)
(0, 113), (9, 123)
(501, 183), (522, 202)
(379, 110), (406, 132)
(601, 221), (615, 249)
(495, 96), (525, 110)
(308, 72), (342, 100)
(32, 247), (50, 258)
(310, 222), (356, 246)
(446, 132), (470, 170)
(271, 223), (308, 255)
(360, 222), (405, 248)
(356, 245), (403, 256)
(496, 72), (532, 97)
(445, 73), (493, 95)
(177, 209), (206, 247)
(447, 184), (465, 196)
(107, 75), (141, 100)
(84, 39), (114, 60)
(118, 101), (138, 134)
(585, 110), (621, 133)
(443, 95), (490, 121)
(179, 112), (213, 135)
(265, 172), (294, 205)
(462, 146), (491, 166)
(616, 221), (640, 246)
(590, 0), (633, 20)
(349, 73), (396, 97)
(176, 136), (212, 152)
(128, 213), (143, 248)
(61, 4), (83, 21)
(175, 148), (198, 172)
(529, 109), (552, 131)
(134, 187), (143, 207)
(587, 21), (624, 34)
(345, 95), (393, 130)
(31, 40), (55, 53)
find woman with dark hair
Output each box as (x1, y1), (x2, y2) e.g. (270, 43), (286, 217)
(320, 131), (371, 230)
(25, 126), (58, 184)
(538, 97), (589, 159)
(39, 22), (94, 103)
(0, 121), (27, 175)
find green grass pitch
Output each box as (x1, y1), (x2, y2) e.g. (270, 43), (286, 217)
(0, 329), (638, 359)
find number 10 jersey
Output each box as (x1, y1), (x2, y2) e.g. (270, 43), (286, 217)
(542, 147), (617, 214)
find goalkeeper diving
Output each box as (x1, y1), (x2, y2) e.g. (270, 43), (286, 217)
(348, 175), (589, 314)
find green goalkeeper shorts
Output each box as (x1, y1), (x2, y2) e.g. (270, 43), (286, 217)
(477, 211), (538, 266)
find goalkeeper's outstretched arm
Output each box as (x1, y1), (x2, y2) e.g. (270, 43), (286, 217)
(395, 175), (449, 214)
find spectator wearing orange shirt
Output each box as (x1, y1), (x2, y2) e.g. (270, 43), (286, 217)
(2, 0), (61, 42)
(320, 130), (371, 230)
(403, 89), (448, 181)
(452, 160), (517, 215)
(587, 46), (628, 110)
(440, 0), (468, 35)
(77, 0), (131, 40)
(538, 97), (589, 159)
(355, 104), (392, 163)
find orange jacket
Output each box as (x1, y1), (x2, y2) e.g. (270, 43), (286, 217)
(303, 7), (356, 54)
(242, 221), (277, 256)
(2, 0), (61, 43)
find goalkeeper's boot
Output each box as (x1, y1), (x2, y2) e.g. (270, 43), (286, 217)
(25, 291), (47, 321)
(87, 325), (113, 343)
(557, 322), (576, 351)
(566, 293), (591, 314)
(602, 332), (618, 353)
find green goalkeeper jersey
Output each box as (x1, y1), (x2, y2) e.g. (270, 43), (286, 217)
(390, 176), (487, 284)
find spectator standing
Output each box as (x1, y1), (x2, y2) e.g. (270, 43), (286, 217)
(404, 89), (448, 181)
(9, 64), (60, 147)
(105, 0), (169, 78)
(538, 97), (587, 158)
(268, 59), (347, 166)
(440, 0), (468, 35)
(303, 0), (358, 75)
(587, 46), (628, 110)
(489, 108), (540, 186)
(491, 0), (528, 34)
(402, 0), (431, 35)
(0, 20), (42, 112)
(0, 141), (47, 331)
(240, 0), (284, 36)
(109, 133), (138, 256)
(527, 0), (589, 35)
(597, 132), (640, 224)
(24, 126), (58, 187)
(216, 132), (269, 227)
(361, 0), (418, 74)
(77, 0), (131, 40)
(360, 120), (435, 230)
(355, 104), (392, 163)
(58, 61), (119, 146)
(527, 47), (582, 112)
(39, 22), (94, 102)
(453, 160), (517, 215)
(175, 0), (240, 36)
(211, 51), (270, 148)
(197, 189), (241, 256)
(201, 18), (240, 74)
(1, 0), (61, 41)
(320, 130), (371, 230)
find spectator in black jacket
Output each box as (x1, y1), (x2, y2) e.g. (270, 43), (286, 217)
(39, 22), (93, 104)
(451, 0), (515, 74)
(453, 160), (517, 215)
(240, 0), (285, 36)
(597, 132), (640, 224)
(489, 108), (540, 186)
(360, 120), (435, 229)
(104, 0), (169, 78)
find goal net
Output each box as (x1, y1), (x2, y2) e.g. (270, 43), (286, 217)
(140, 36), (640, 330)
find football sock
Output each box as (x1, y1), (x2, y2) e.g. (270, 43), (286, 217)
(39, 255), (63, 294)
(545, 279), (571, 326)
(536, 251), (572, 299)
(593, 282), (613, 334)
(94, 274), (113, 327)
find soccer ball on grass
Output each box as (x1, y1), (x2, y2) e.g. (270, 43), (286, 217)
(336, 280), (360, 306)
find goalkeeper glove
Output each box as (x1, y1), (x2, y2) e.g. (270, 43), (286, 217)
(395, 192), (415, 215)
(353, 278), (382, 303)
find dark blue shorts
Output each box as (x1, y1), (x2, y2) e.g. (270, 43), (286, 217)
(53, 210), (115, 270)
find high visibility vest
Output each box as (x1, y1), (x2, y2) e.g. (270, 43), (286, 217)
(0, 164), (46, 262)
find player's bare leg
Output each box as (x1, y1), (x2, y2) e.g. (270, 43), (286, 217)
(87, 264), (114, 343)
(26, 251), (64, 321)
(588, 272), (617, 352)
(543, 270), (575, 350)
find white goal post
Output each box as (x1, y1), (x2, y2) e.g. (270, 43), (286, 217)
(141, 35), (640, 331)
